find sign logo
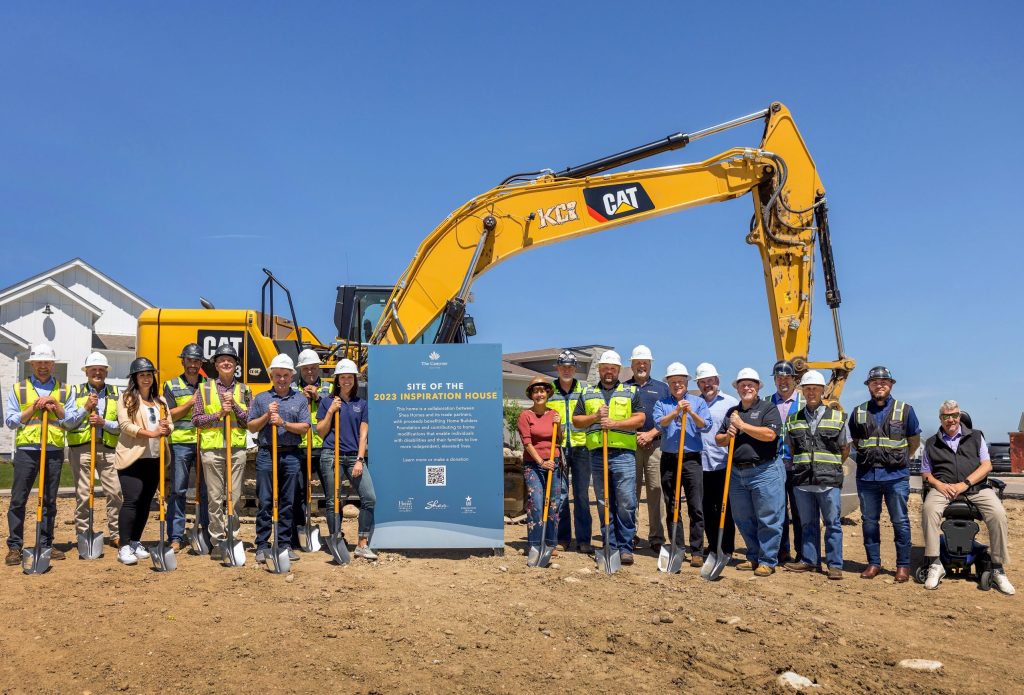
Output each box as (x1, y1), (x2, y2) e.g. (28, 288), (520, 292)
(536, 201), (578, 228)
(398, 498), (414, 513)
(428, 351), (441, 361)
(424, 500), (448, 510)
(583, 183), (655, 222)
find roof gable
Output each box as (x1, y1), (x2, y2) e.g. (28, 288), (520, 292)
(0, 324), (29, 349)
(0, 258), (152, 310)
(0, 278), (103, 316)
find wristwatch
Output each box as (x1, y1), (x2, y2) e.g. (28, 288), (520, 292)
(356, 456), (366, 463)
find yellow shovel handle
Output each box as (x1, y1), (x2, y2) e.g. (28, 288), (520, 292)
(37, 411), (48, 522)
(602, 430), (610, 526)
(719, 436), (736, 528)
(271, 421), (279, 523)
(672, 412), (687, 525)
(159, 404), (167, 522)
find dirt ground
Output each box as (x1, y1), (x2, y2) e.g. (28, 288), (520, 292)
(0, 491), (1021, 695)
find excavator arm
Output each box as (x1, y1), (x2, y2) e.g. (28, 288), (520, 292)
(370, 102), (855, 403)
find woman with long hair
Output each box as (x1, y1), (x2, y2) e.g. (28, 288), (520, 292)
(517, 376), (562, 558)
(315, 358), (376, 560)
(114, 357), (172, 565)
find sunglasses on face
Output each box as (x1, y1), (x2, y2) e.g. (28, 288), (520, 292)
(940, 412), (961, 421)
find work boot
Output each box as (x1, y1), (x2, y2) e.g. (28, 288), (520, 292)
(210, 547), (225, 562)
(650, 542), (662, 555)
(5, 548), (21, 566)
(894, 567), (910, 583)
(577, 543), (593, 554)
(110, 536), (120, 549)
(170, 540), (182, 554)
(753, 565), (775, 577)
(860, 564), (882, 579)
(50, 548), (65, 561)
(736, 560), (758, 571)
(993, 569), (1016, 596)
(827, 567), (843, 580)
(287, 549), (300, 561)
(255, 549), (267, 564)
(620, 552), (634, 566)
(784, 562), (815, 573)
(690, 554), (703, 568)
(924, 561), (945, 590)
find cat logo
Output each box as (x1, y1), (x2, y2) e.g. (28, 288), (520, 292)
(536, 201), (579, 228)
(583, 183), (655, 222)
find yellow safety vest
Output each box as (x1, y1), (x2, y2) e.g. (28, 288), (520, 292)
(14, 380), (69, 449)
(547, 379), (587, 448)
(66, 384), (120, 448)
(199, 381), (248, 450)
(164, 375), (203, 445)
(581, 383), (638, 451)
(295, 380), (332, 449)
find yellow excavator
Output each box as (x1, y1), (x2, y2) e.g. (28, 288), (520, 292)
(139, 101), (855, 404)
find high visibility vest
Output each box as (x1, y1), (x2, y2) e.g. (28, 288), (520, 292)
(164, 376), (203, 445)
(66, 384), (119, 448)
(13, 380), (70, 449)
(295, 380), (331, 449)
(547, 379), (587, 448)
(199, 381), (248, 450)
(581, 383), (638, 451)
(787, 407), (847, 487)
(850, 399), (909, 468)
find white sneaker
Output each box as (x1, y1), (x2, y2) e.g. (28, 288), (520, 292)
(130, 541), (150, 560)
(924, 561), (945, 590)
(117, 545), (138, 565)
(993, 569), (1016, 596)
(354, 545), (378, 560)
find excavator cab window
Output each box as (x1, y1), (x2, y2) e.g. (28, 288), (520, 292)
(336, 285), (442, 346)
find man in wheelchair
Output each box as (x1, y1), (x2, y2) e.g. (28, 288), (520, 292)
(920, 400), (1014, 594)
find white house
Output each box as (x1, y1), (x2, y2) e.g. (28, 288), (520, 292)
(0, 258), (151, 456)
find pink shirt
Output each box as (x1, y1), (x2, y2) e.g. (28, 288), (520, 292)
(518, 408), (558, 465)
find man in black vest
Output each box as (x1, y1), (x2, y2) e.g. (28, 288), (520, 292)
(920, 399), (1013, 594)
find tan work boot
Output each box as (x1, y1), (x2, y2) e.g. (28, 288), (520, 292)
(5, 548), (21, 566)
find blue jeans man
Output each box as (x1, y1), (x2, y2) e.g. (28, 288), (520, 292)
(793, 486), (843, 570)
(556, 445), (592, 549)
(589, 449), (637, 554)
(318, 451), (377, 541)
(167, 443), (209, 545)
(856, 477), (911, 569)
(729, 458), (785, 568)
(255, 447), (300, 552)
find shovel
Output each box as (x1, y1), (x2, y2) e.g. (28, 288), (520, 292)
(297, 408), (322, 552)
(267, 424), (290, 574)
(701, 436), (735, 581)
(151, 405), (177, 572)
(528, 426), (560, 568)
(77, 425), (105, 560)
(187, 441), (210, 555)
(221, 417), (245, 567)
(324, 410), (351, 565)
(595, 430), (621, 575)
(23, 411), (53, 575)
(659, 412), (688, 573)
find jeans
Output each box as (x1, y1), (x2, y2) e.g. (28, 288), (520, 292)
(857, 477), (911, 567)
(254, 448), (300, 551)
(117, 458), (159, 544)
(524, 463), (561, 548)
(318, 451), (377, 539)
(793, 486), (843, 569)
(291, 447), (327, 546)
(6, 448), (64, 550)
(168, 443), (209, 543)
(702, 468), (735, 555)
(556, 445), (592, 547)
(635, 444), (665, 544)
(779, 468), (803, 561)
(728, 458), (785, 568)
(659, 452), (704, 552)
(590, 448), (637, 553)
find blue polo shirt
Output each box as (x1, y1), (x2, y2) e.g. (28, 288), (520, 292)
(653, 394), (712, 454)
(248, 388), (310, 448)
(624, 377), (670, 433)
(316, 396), (368, 454)
(855, 396), (921, 482)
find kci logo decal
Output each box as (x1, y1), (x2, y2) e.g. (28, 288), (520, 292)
(536, 201), (578, 228)
(583, 183), (654, 222)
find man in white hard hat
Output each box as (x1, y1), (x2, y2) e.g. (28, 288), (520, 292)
(247, 354), (311, 564)
(624, 345), (671, 553)
(696, 362), (738, 562)
(572, 350), (645, 565)
(653, 362), (711, 566)
(715, 368), (783, 577)
(66, 352), (124, 549)
(4, 343), (79, 565)
(781, 370), (850, 580)
(292, 348), (331, 550)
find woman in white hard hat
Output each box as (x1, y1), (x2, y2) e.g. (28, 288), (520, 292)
(517, 376), (563, 557)
(316, 359), (377, 560)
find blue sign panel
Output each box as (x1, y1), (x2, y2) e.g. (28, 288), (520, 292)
(368, 343), (503, 549)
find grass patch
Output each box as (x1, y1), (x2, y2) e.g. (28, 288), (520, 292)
(0, 462), (76, 489)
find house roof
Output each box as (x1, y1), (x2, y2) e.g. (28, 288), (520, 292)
(0, 278), (104, 316)
(92, 334), (137, 351)
(503, 345), (613, 363)
(502, 361), (549, 379)
(0, 258), (152, 309)
(0, 325), (29, 349)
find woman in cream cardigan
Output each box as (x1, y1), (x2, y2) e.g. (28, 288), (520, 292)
(115, 357), (172, 565)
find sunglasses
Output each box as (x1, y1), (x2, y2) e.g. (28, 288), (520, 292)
(147, 406), (158, 425)
(940, 412), (961, 421)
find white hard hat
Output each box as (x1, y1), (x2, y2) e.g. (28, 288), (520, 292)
(732, 367), (761, 389)
(664, 362), (689, 378)
(597, 350), (622, 367)
(296, 349), (321, 368)
(268, 353), (295, 372)
(694, 362), (719, 379)
(630, 345), (653, 362)
(800, 370), (826, 387)
(333, 358), (359, 376)
(81, 352), (110, 372)
(27, 344), (56, 362)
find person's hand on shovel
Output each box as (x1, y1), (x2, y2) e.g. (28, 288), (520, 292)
(221, 392), (234, 415)
(268, 401), (284, 426)
(597, 404), (612, 430)
(157, 418), (171, 436)
(727, 411), (745, 437)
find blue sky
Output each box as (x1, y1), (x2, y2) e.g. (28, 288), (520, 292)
(2, 3), (1021, 438)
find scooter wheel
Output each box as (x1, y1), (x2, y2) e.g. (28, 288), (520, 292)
(913, 565), (929, 584)
(978, 569), (993, 591)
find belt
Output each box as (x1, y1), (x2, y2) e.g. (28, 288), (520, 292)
(733, 459), (772, 470)
(662, 451), (701, 460)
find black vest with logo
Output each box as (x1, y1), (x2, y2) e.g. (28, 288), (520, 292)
(788, 406), (847, 488)
(923, 426), (987, 492)
(849, 399), (910, 469)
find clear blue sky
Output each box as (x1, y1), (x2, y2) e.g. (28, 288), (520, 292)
(2, 3), (1021, 438)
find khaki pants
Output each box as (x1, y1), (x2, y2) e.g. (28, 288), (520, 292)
(923, 486), (1010, 566)
(69, 444), (122, 538)
(201, 448), (246, 543)
(635, 444), (665, 544)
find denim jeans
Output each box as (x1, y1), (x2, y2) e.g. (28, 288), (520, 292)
(556, 445), (592, 547)
(728, 458), (785, 567)
(779, 468), (803, 561)
(524, 463), (561, 548)
(318, 451), (377, 539)
(856, 477), (911, 567)
(793, 486), (843, 569)
(6, 449), (63, 550)
(254, 447), (300, 551)
(168, 443), (209, 543)
(589, 448), (637, 553)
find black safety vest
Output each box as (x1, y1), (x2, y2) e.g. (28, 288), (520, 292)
(923, 426), (987, 492)
(849, 399), (909, 469)
(787, 406), (847, 488)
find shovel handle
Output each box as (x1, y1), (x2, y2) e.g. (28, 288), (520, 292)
(159, 404), (167, 522)
(541, 422), (558, 524)
(89, 424), (97, 510)
(306, 399), (314, 506)
(271, 420), (279, 523)
(602, 430), (610, 527)
(719, 436), (735, 528)
(225, 413), (233, 516)
(333, 409), (340, 511)
(671, 412), (687, 525)
(37, 411), (48, 522)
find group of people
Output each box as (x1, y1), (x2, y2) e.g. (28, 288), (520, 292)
(516, 347), (1014, 594)
(3, 342), (377, 568)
